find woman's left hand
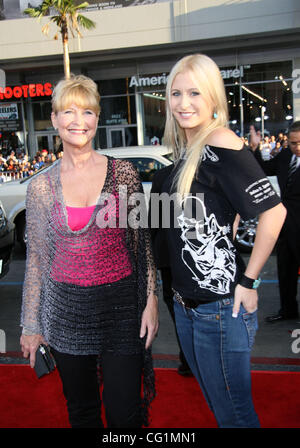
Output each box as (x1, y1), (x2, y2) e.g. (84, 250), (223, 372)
(232, 284), (258, 317)
(140, 296), (159, 349)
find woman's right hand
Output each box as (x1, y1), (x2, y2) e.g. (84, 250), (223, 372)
(20, 334), (46, 368)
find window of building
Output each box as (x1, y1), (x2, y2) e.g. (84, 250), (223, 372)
(224, 61), (293, 137)
(98, 78), (135, 96)
(96, 126), (138, 149)
(142, 92), (166, 145)
(99, 95), (136, 126)
(32, 101), (52, 131)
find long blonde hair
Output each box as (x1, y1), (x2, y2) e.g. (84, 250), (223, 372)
(163, 54), (229, 197)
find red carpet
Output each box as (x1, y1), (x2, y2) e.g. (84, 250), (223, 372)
(0, 365), (299, 428)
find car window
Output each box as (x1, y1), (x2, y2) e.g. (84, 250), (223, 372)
(163, 153), (174, 162)
(126, 157), (166, 182)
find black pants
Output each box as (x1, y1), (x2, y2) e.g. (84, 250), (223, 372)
(276, 236), (299, 317)
(51, 348), (143, 428)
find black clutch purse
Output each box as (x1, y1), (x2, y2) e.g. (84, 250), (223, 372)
(34, 344), (56, 379)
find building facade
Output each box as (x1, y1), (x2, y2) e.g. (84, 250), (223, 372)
(0, 0), (299, 157)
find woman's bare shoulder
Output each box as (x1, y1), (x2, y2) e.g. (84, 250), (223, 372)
(206, 127), (244, 151)
(92, 151), (107, 166)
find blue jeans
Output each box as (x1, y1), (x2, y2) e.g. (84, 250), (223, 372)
(174, 297), (260, 428)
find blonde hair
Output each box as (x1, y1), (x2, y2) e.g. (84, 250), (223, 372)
(163, 54), (229, 197)
(52, 74), (100, 116)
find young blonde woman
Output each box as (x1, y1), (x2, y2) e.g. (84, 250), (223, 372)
(20, 75), (158, 428)
(159, 54), (286, 427)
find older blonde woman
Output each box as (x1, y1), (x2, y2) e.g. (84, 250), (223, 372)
(20, 75), (158, 428)
(158, 54), (286, 427)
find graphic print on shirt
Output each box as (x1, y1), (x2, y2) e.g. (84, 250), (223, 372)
(202, 145), (219, 163)
(177, 195), (236, 294)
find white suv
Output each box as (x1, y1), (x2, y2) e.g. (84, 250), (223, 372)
(0, 146), (172, 250)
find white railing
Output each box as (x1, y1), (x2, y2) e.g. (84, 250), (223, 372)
(0, 171), (28, 182)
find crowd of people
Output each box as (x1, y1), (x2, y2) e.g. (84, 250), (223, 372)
(0, 148), (63, 183)
(242, 132), (289, 160)
(0, 130), (291, 184)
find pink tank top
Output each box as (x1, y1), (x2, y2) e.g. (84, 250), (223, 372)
(48, 159), (133, 287)
(66, 205), (96, 231)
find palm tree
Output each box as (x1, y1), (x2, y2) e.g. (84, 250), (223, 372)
(24, 1), (96, 79)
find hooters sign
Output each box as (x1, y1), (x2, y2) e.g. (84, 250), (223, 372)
(0, 82), (53, 100)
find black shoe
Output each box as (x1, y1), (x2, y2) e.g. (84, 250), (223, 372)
(177, 363), (193, 377)
(265, 313), (299, 323)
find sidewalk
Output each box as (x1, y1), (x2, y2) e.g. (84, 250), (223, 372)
(0, 247), (299, 371)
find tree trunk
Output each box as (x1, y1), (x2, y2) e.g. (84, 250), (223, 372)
(61, 21), (70, 79)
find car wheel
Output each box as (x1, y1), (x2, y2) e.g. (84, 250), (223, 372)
(235, 217), (257, 253)
(16, 214), (27, 251)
